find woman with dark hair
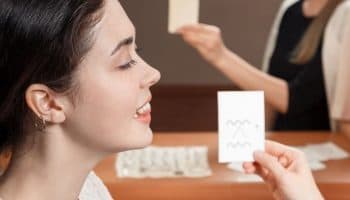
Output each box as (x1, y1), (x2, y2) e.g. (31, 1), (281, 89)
(177, 0), (350, 133)
(0, 0), (160, 199)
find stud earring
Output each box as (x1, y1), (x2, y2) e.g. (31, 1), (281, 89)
(34, 116), (46, 132)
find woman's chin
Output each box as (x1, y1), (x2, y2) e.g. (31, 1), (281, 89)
(136, 127), (153, 148)
(117, 127), (153, 152)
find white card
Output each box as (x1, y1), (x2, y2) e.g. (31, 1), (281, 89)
(218, 91), (265, 163)
(168, 0), (200, 33)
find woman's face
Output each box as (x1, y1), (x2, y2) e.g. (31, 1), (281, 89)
(64, 0), (160, 153)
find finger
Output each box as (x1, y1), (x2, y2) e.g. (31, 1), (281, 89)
(265, 140), (295, 158)
(243, 167), (256, 174)
(254, 163), (270, 181)
(265, 141), (300, 169)
(182, 31), (209, 42)
(243, 162), (268, 179)
(177, 23), (213, 32)
(176, 23), (205, 34)
(278, 155), (289, 168)
(182, 35), (204, 50)
(177, 23), (220, 37)
(242, 162), (256, 174)
(290, 149), (309, 172)
(182, 33), (212, 49)
(242, 162), (254, 168)
(199, 24), (221, 35)
(252, 163), (279, 193)
(255, 164), (280, 193)
(253, 151), (285, 178)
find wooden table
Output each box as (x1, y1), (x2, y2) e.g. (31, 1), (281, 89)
(94, 132), (350, 200)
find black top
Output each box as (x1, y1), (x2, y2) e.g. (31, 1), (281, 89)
(268, 0), (330, 130)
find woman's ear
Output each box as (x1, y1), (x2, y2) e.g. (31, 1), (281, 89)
(25, 84), (67, 124)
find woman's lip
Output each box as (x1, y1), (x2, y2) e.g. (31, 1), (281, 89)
(135, 111), (152, 124)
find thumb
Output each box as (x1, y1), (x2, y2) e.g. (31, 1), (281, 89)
(254, 151), (285, 178)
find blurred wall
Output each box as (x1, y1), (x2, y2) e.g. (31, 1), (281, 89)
(121, 0), (282, 85)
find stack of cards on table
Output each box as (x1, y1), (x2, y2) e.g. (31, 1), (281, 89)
(168, 0), (199, 33)
(218, 91), (265, 163)
(116, 146), (212, 178)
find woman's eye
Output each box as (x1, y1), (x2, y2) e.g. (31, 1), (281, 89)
(118, 59), (137, 70)
(117, 47), (142, 70)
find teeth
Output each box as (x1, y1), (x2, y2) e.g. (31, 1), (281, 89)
(136, 102), (151, 115)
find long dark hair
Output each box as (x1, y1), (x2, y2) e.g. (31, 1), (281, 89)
(0, 0), (104, 155)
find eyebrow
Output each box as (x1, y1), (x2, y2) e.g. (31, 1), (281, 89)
(110, 36), (134, 56)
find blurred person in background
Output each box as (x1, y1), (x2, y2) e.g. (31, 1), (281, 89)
(178, 0), (350, 135)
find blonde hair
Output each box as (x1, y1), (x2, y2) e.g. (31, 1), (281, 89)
(291, 0), (344, 64)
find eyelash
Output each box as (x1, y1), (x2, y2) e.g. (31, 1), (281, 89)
(118, 47), (142, 70)
(119, 59), (137, 70)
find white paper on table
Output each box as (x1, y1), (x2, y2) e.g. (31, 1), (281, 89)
(306, 142), (349, 161)
(297, 146), (326, 163)
(308, 161), (327, 171)
(294, 142), (349, 171)
(218, 91), (265, 163)
(168, 0), (200, 33)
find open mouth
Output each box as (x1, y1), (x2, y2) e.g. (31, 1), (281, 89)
(136, 102), (151, 116)
(134, 102), (152, 124)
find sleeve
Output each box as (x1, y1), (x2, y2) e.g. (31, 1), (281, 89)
(331, 8), (350, 121)
(286, 58), (326, 116)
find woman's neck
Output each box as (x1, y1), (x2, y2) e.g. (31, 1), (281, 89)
(303, 0), (328, 17)
(0, 127), (107, 200)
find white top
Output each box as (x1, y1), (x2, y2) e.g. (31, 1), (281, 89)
(323, 0), (350, 129)
(79, 171), (114, 200)
(0, 171), (113, 200)
(262, 0), (350, 131)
